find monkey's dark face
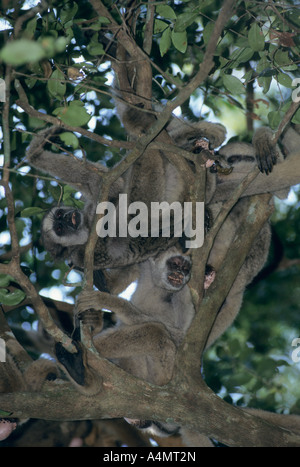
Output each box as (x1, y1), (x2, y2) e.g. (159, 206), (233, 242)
(52, 208), (81, 236)
(41, 207), (90, 259)
(150, 248), (192, 292)
(166, 255), (191, 289)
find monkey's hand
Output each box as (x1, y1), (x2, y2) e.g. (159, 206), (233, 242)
(252, 127), (279, 175)
(74, 290), (103, 336)
(76, 289), (144, 325)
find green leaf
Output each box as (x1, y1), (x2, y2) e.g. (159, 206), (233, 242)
(88, 17), (111, 30)
(248, 23), (265, 52)
(171, 30), (187, 54)
(86, 32), (105, 56)
(230, 372), (253, 387)
(159, 27), (172, 57)
(0, 39), (45, 66)
(174, 11), (199, 32)
(63, 185), (77, 197)
(154, 19), (169, 34)
(203, 22), (214, 45)
(59, 132), (79, 148)
(277, 72), (293, 88)
(0, 289), (26, 306)
(53, 100), (91, 126)
(230, 47), (254, 65)
(21, 207), (44, 217)
(156, 5), (176, 19)
(291, 108), (300, 124)
(273, 50), (291, 67)
(87, 41), (105, 56)
(55, 36), (68, 53)
(256, 56), (273, 93)
(0, 410), (13, 417)
(0, 275), (13, 288)
(47, 69), (66, 99)
(256, 56), (272, 75)
(257, 75), (272, 93)
(60, 2), (78, 25)
(268, 110), (282, 129)
(24, 17), (37, 39)
(223, 74), (245, 94)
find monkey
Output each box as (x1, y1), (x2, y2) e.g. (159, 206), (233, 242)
(27, 123), (300, 284)
(25, 31), (300, 444)
(26, 117), (227, 273)
(25, 8), (300, 275)
(54, 247), (213, 443)
(55, 244), (300, 446)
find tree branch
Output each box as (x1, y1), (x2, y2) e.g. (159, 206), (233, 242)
(1, 365), (299, 447)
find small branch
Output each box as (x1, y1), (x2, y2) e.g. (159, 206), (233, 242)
(2, 66), (12, 181)
(246, 64), (255, 133)
(143, 0), (155, 55)
(274, 100), (300, 143)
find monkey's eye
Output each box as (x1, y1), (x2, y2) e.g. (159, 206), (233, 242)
(168, 260), (180, 270)
(54, 223), (63, 235)
(55, 209), (64, 219)
(182, 265), (190, 275)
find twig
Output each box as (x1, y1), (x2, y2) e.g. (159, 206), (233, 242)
(274, 100), (300, 143)
(2, 66), (12, 181)
(143, 0), (155, 55)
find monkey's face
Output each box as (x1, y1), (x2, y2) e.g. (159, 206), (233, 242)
(41, 206), (90, 259)
(52, 208), (81, 237)
(165, 256), (191, 290)
(150, 248), (191, 292)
